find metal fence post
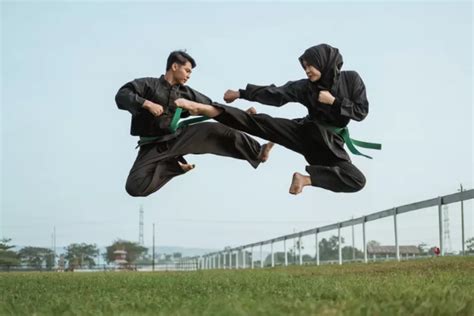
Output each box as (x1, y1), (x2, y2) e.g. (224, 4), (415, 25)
(236, 250), (239, 269)
(394, 208), (400, 261)
(438, 197), (444, 256)
(251, 247), (254, 269)
(363, 217), (367, 263)
(298, 235), (303, 265)
(315, 230), (320, 266)
(260, 244), (263, 268)
(242, 248), (246, 269)
(284, 238), (288, 266)
(460, 185), (465, 255)
(271, 242), (275, 267)
(338, 225), (342, 265)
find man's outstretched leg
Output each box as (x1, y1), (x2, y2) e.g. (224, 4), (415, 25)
(175, 98), (304, 155)
(175, 98), (222, 117)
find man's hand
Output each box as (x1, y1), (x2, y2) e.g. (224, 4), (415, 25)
(143, 100), (164, 117)
(318, 91), (336, 105)
(223, 90), (240, 103)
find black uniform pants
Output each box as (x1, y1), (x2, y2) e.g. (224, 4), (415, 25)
(125, 122), (262, 197)
(214, 105), (366, 193)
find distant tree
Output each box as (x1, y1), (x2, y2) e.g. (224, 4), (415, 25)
(0, 238), (20, 268)
(367, 240), (380, 248)
(65, 243), (99, 269)
(18, 247), (54, 269)
(341, 246), (363, 260)
(264, 252), (286, 266)
(264, 252), (315, 266)
(173, 252), (182, 259)
(135, 256), (153, 265)
(302, 254), (313, 262)
(466, 237), (474, 253)
(104, 240), (147, 264)
(417, 242), (429, 255)
(319, 235), (344, 261)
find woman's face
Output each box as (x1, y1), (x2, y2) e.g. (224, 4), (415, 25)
(301, 60), (321, 82)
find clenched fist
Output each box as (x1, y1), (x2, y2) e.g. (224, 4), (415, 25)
(223, 89), (240, 103)
(143, 100), (164, 117)
(318, 90), (336, 105)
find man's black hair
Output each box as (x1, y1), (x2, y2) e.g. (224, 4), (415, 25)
(166, 50), (196, 71)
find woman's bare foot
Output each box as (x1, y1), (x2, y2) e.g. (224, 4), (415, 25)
(258, 142), (274, 162)
(174, 98), (222, 117)
(178, 161), (195, 172)
(289, 172), (311, 195)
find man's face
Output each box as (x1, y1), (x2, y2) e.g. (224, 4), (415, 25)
(172, 61), (192, 85)
(302, 60), (321, 82)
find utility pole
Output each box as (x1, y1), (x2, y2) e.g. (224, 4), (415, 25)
(139, 205), (144, 246)
(53, 226), (56, 268)
(460, 184), (465, 255)
(351, 216), (355, 260)
(443, 205), (452, 254)
(152, 223), (156, 271)
(51, 226), (56, 269)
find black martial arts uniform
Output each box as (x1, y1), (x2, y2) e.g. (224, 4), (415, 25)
(115, 75), (262, 197)
(214, 44), (368, 193)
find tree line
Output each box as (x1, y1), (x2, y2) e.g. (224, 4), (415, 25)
(0, 238), (150, 270)
(2, 236), (473, 270)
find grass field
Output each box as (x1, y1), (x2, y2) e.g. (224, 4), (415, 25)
(1, 257), (473, 315)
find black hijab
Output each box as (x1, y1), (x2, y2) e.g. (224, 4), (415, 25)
(299, 44), (343, 90)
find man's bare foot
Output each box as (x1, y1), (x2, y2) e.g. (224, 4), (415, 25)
(258, 142), (274, 162)
(178, 161), (195, 172)
(246, 107), (257, 115)
(289, 172), (311, 195)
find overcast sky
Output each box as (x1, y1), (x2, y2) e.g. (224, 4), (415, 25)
(1, 1), (472, 256)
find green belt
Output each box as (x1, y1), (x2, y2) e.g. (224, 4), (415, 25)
(169, 107), (208, 132)
(329, 126), (381, 159)
(136, 108), (210, 148)
(138, 108), (382, 158)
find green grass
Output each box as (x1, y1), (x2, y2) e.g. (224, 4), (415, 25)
(1, 257), (473, 316)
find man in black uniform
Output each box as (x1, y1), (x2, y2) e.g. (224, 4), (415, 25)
(175, 44), (368, 195)
(115, 51), (270, 197)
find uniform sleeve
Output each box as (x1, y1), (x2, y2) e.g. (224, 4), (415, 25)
(115, 78), (154, 116)
(189, 88), (213, 105)
(333, 72), (369, 122)
(239, 80), (306, 107)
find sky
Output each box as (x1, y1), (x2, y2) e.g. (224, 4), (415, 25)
(1, 1), (473, 256)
